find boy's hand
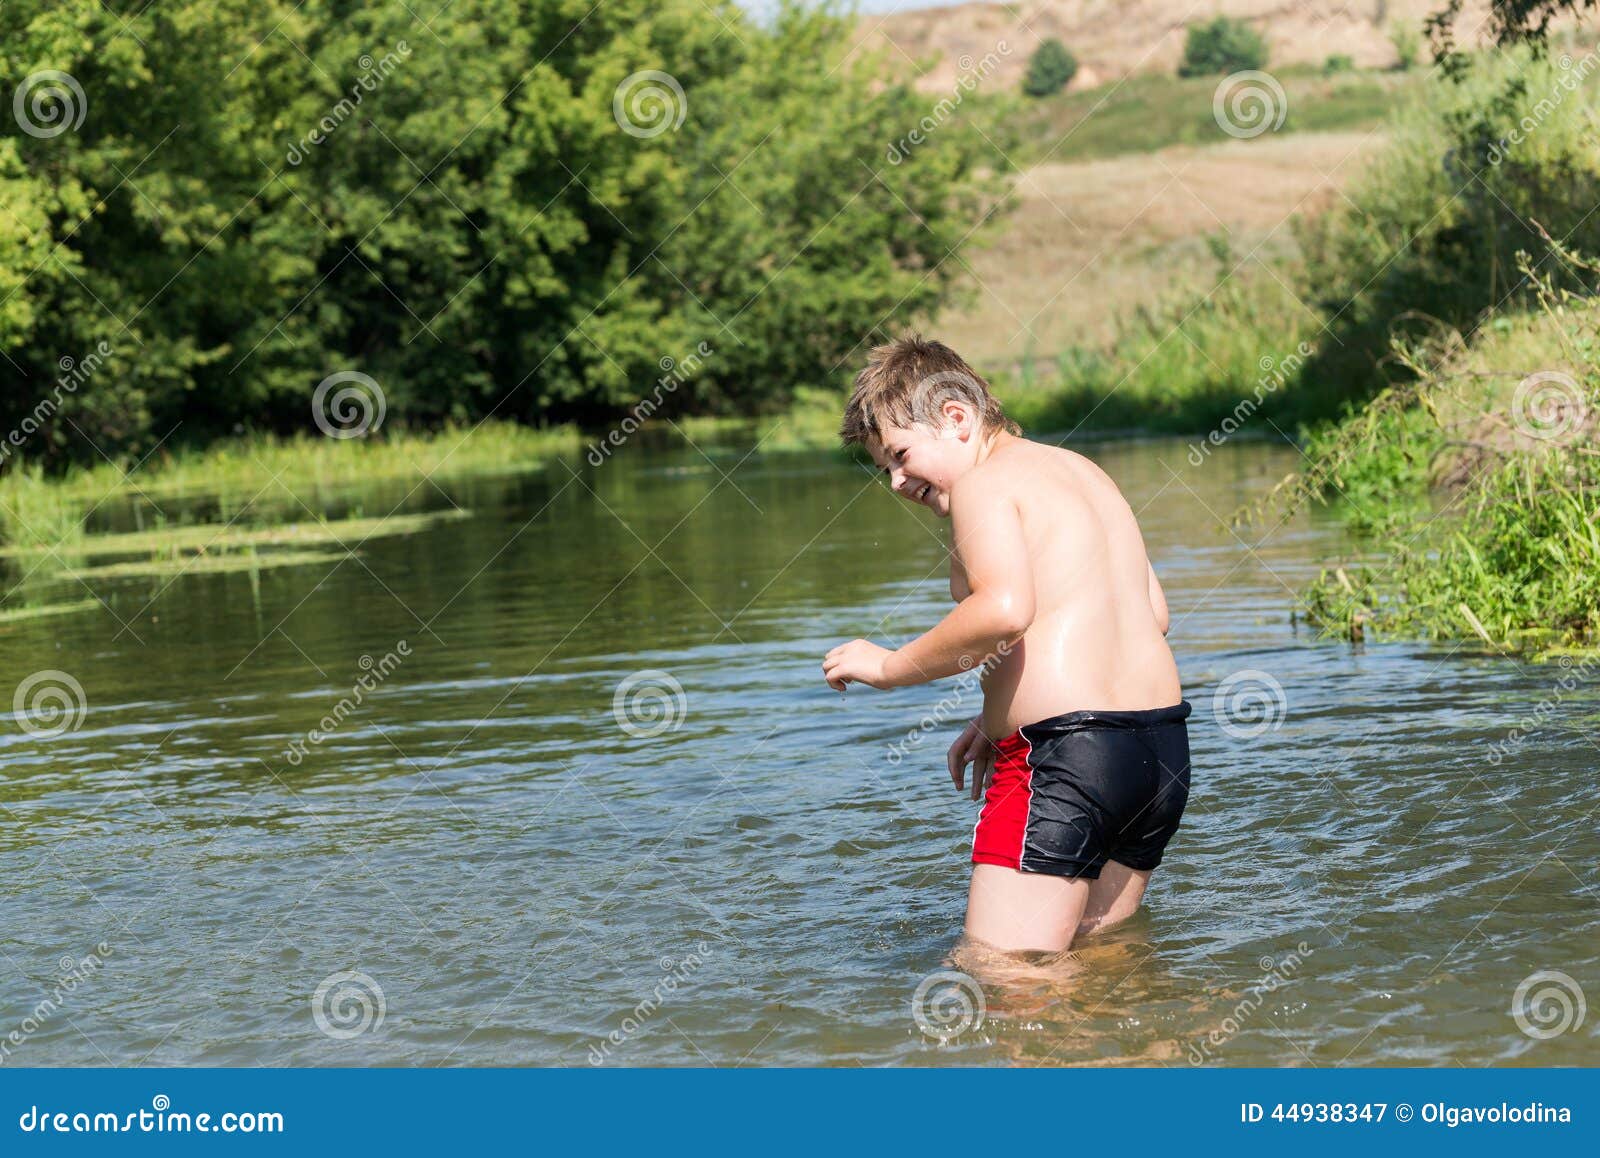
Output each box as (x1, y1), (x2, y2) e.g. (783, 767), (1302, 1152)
(822, 638), (897, 691)
(948, 718), (996, 801)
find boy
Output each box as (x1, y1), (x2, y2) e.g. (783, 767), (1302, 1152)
(821, 334), (1191, 955)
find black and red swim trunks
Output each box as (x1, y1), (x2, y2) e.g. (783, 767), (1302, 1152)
(972, 701), (1192, 879)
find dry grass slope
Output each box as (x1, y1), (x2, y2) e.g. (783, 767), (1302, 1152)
(849, 0), (1491, 94)
(936, 129), (1386, 369)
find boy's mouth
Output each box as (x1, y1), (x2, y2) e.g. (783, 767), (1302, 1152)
(915, 482), (932, 504)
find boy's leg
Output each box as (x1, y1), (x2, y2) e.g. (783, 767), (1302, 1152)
(964, 862), (1092, 953)
(1076, 859), (1151, 939)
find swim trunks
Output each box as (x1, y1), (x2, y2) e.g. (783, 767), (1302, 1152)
(971, 701), (1192, 879)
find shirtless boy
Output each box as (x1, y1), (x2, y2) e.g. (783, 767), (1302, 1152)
(821, 334), (1191, 955)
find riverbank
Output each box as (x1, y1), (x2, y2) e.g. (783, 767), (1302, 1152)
(0, 422), (580, 618)
(1248, 256), (1600, 657)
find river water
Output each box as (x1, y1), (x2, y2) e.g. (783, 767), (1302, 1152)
(2, 435), (1596, 1066)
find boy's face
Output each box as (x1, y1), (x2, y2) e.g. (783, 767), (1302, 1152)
(865, 403), (980, 519)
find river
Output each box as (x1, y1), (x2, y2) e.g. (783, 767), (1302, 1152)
(2, 435), (1595, 1066)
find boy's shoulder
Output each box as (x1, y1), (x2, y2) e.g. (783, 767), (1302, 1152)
(952, 437), (1111, 524)
(953, 437), (1063, 498)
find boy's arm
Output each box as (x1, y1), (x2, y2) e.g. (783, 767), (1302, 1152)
(1147, 559), (1170, 636)
(949, 545), (970, 602)
(882, 479), (1034, 686)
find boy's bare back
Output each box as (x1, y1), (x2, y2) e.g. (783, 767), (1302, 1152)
(953, 438), (1181, 738)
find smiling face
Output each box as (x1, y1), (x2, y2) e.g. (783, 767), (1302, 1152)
(865, 400), (984, 519)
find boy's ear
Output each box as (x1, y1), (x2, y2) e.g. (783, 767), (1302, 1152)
(941, 397), (976, 437)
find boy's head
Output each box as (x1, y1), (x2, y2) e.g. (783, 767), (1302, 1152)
(840, 333), (1016, 518)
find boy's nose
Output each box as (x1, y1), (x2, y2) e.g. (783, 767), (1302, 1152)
(890, 470), (909, 493)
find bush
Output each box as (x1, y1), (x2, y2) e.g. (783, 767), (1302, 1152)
(1389, 21), (1421, 70)
(1285, 49), (1600, 420)
(1022, 38), (1078, 97)
(1324, 53), (1355, 74)
(1178, 17), (1268, 77)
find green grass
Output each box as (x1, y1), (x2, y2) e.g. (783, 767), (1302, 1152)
(1268, 266), (1600, 656)
(0, 422), (573, 618)
(0, 421), (574, 553)
(0, 598), (100, 624)
(1299, 449), (1600, 655)
(981, 63), (1416, 166)
(992, 262), (1322, 435)
(63, 547), (352, 581)
(0, 509), (470, 561)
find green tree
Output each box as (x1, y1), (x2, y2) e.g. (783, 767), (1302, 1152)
(0, 0), (1006, 466)
(1178, 17), (1268, 77)
(1022, 39), (1078, 98)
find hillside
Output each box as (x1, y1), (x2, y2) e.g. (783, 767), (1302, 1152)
(938, 129), (1386, 369)
(850, 0), (1491, 93)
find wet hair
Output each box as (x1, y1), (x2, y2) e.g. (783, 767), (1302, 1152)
(839, 332), (1019, 446)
